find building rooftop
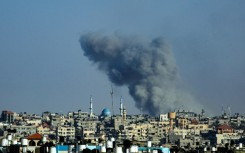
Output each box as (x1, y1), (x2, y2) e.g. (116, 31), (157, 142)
(27, 133), (42, 140)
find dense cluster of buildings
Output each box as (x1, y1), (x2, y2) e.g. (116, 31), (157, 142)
(1, 99), (245, 152)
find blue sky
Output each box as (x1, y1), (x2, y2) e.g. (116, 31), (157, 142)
(0, 1), (245, 115)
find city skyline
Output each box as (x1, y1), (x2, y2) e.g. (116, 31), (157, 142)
(1, 1), (245, 115)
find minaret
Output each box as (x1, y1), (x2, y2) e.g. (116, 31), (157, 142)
(90, 96), (93, 117)
(120, 97), (123, 116)
(122, 107), (127, 125)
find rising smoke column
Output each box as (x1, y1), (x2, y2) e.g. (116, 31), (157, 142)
(79, 33), (200, 115)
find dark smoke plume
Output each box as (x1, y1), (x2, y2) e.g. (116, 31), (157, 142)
(79, 33), (201, 115)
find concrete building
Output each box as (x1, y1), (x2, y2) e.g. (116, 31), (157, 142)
(26, 119), (42, 126)
(125, 123), (152, 141)
(216, 133), (241, 145)
(1, 110), (15, 124)
(217, 124), (234, 134)
(230, 113), (241, 127)
(187, 123), (209, 131)
(57, 126), (75, 140)
(37, 125), (53, 136)
(159, 114), (169, 122)
(10, 125), (37, 137)
(177, 117), (188, 129)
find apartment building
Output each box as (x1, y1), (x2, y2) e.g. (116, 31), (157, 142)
(10, 125), (37, 137)
(57, 126), (75, 139)
(1, 110), (15, 124)
(37, 125), (53, 135)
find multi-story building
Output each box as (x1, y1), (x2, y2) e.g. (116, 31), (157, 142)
(1, 110), (15, 124)
(75, 115), (99, 139)
(10, 125), (37, 137)
(57, 126), (75, 140)
(177, 117), (188, 129)
(215, 124), (241, 145)
(159, 114), (169, 122)
(4, 104), (245, 151)
(150, 121), (170, 136)
(216, 133), (241, 145)
(50, 114), (63, 126)
(230, 113), (241, 127)
(36, 125), (53, 135)
(26, 119), (42, 126)
(187, 123), (209, 131)
(125, 123), (152, 141)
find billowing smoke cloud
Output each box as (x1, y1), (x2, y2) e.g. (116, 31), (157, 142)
(79, 33), (202, 115)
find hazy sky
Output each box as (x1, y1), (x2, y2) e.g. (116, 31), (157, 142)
(0, 1), (245, 116)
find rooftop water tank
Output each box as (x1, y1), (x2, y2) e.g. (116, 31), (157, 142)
(1, 138), (8, 147)
(101, 146), (106, 153)
(78, 144), (86, 151)
(12, 140), (17, 145)
(116, 146), (123, 153)
(7, 135), (12, 141)
(106, 140), (113, 148)
(21, 138), (28, 146)
(239, 143), (243, 148)
(147, 141), (152, 148)
(50, 147), (56, 153)
(168, 112), (176, 119)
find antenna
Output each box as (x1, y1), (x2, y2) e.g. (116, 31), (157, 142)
(221, 104), (224, 115)
(110, 85), (114, 116)
(227, 106), (231, 117)
(110, 85), (115, 137)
